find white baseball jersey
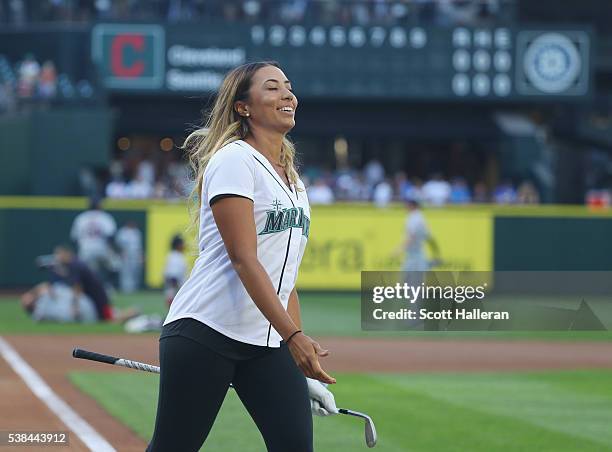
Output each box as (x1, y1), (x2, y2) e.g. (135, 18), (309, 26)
(115, 226), (142, 257)
(403, 210), (430, 272)
(164, 140), (311, 347)
(163, 250), (187, 284)
(70, 210), (117, 255)
(405, 210), (429, 255)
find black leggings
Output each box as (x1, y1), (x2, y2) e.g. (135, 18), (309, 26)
(147, 335), (313, 452)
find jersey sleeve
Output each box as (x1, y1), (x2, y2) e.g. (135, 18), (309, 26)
(205, 143), (256, 205)
(104, 214), (117, 236)
(70, 215), (81, 241)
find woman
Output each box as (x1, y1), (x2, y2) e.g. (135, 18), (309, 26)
(147, 62), (336, 452)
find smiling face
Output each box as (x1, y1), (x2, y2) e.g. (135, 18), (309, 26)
(235, 65), (298, 135)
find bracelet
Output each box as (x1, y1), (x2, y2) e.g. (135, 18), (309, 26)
(285, 329), (302, 344)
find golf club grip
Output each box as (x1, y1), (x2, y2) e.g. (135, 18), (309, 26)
(338, 408), (350, 415)
(116, 359), (160, 374)
(72, 348), (119, 365)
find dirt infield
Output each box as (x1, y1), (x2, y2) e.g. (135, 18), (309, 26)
(3, 334), (612, 451)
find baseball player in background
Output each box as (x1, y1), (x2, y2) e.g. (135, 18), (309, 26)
(163, 234), (187, 306)
(22, 244), (114, 322)
(401, 196), (440, 273)
(147, 62), (337, 452)
(115, 220), (143, 293)
(70, 198), (118, 285)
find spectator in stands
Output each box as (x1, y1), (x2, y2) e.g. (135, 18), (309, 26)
(493, 180), (517, 204)
(106, 175), (129, 198)
(335, 168), (360, 201)
(472, 181), (489, 203)
(17, 53), (40, 98)
(38, 60), (57, 99)
(279, 0), (307, 23)
(153, 179), (171, 198)
(167, 159), (191, 196)
(307, 177), (334, 204)
(422, 173), (451, 206)
(449, 177), (471, 204)
(242, 0), (261, 22)
(373, 0), (390, 23)
(400, 177), (423, 203)
(437, 0), (481, 26)
(393, 171), (408, 200)
(109, 157), (124, 180)
(351, 1), (370, 24)
(127, 173), (154, 198)
(373, 178), (393, 207)
(364, 158), (385, 190)
(586, 189), (611, 208)
(517, 181), (540, 204)
(389, 1), (410, 23)
(137, 157), (156, 186)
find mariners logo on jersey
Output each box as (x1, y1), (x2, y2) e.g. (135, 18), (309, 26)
(259, 199), (310, 238)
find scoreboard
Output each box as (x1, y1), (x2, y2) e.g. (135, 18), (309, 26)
(91, 23), (592, 101)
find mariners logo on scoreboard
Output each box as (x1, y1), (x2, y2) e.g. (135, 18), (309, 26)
(259, 200), (310, 238)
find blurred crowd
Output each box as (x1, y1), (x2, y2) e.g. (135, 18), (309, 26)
(1, 0), (512, 26)
(95, 152), (539, 206)
(303, 159), (540, 206)
(103, 155), (192, 200)
(0, 53), (95, 113)
(78, 152), (192, 201)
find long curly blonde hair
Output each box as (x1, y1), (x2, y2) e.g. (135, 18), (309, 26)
(183, 61), (299, 229)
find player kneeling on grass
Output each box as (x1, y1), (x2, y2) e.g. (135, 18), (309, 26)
(27, 244), (138, 324)
(23, 244), (112, 323)
(21, 282), (99, 323)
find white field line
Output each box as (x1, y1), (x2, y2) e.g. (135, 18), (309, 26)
(0, 336), (116, 452)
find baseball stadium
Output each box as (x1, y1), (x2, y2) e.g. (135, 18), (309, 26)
(1, 1), (612, 451)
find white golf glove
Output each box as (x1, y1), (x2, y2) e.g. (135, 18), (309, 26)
(306, 377), (338, 416)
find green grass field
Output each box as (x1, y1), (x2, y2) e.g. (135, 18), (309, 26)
(69, 369), (612, 451)
(1, 291), (612, 340)
(3, 292), (612, 450)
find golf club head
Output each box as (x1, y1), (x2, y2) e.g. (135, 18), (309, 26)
(364, 414), (377, 447)
(338, 408), (377, 448)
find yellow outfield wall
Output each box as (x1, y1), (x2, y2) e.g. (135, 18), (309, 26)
(1, 197), (610, 288)
(146, 204), (198, 288)
(145, 204), (494, 290)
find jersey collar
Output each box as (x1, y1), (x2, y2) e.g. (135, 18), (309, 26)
(236, 140), (297, 200)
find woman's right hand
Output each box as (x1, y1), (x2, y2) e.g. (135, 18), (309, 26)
(286, 332), (336, 384)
